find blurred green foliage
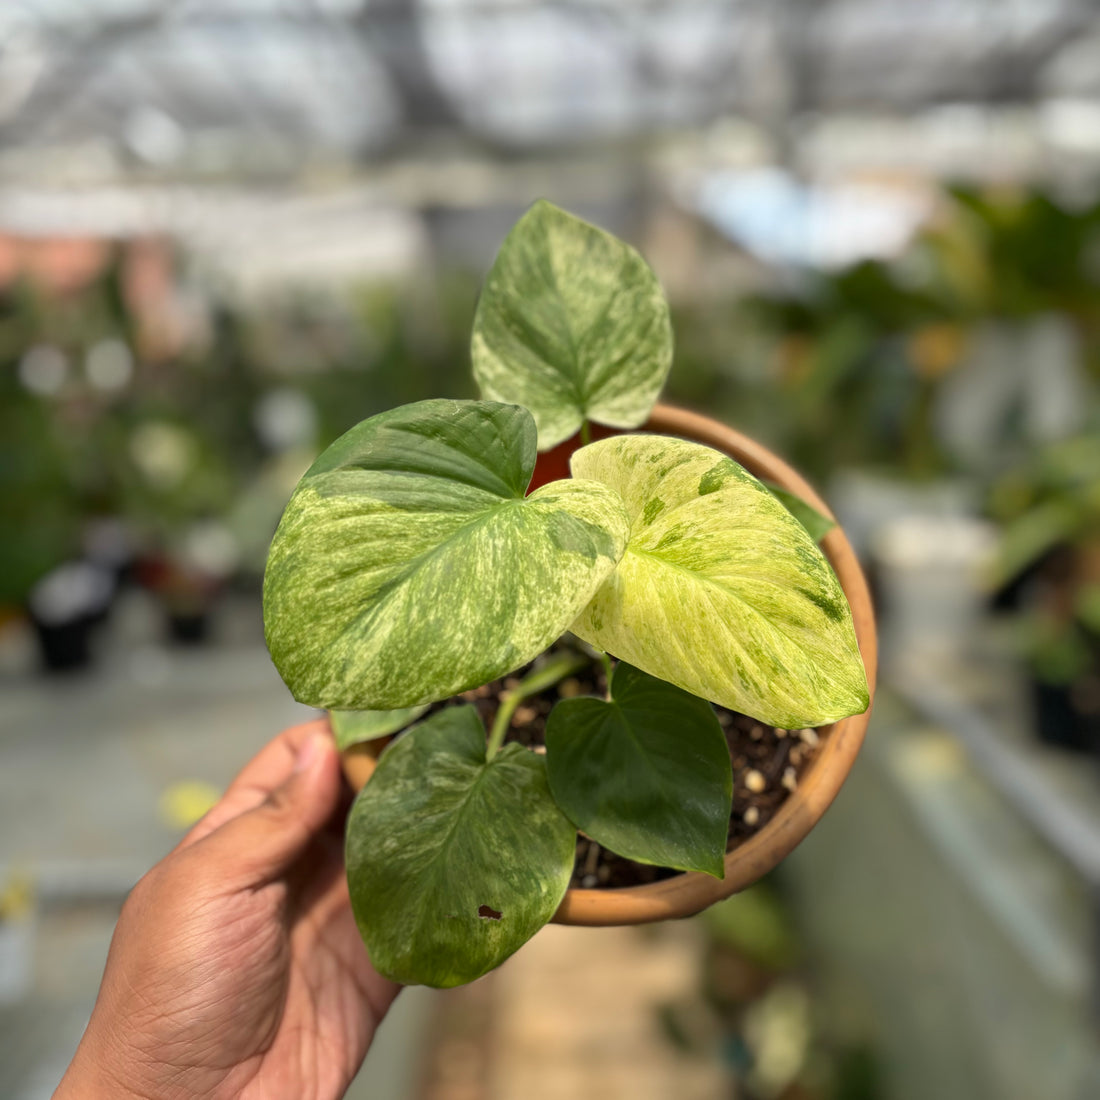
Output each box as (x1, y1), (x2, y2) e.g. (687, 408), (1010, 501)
(986, 431), (1100, 686)
(987, 432), (1100, 589)
(0, 249), (478, 603)
(0, 383), (79, 603)
(3, 185), (1098, 609)
(925, 185), (1100, 322)
(702, 881), (803, 972)
(670, 184), (1100, 484)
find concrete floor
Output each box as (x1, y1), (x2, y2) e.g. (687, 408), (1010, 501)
(489, 922), (726, 1100)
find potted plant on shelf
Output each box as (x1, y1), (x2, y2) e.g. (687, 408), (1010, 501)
(0, 383), (99, 672)
(986, 431), (1100, 753)
(118, 416), (240, 644)
(263, 201), (876, 988)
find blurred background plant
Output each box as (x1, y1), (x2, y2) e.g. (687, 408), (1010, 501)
(985, 431), (1100, 752)
(4, 185), (1100, 614)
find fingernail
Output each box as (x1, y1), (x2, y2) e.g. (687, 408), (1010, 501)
(294, 731), (327, 773)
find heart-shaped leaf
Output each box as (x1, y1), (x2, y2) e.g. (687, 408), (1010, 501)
(329, 706), (429, 750)
(472, 200), (673, 450)
(346, 705), (577, 988)
(763, 481), (836, 543)
(570, 436), (869, 729)
(546, 662), (732, 876)
(264, 399), (629, 709)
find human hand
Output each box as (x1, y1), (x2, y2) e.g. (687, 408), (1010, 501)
(56, 719), (400, 1100)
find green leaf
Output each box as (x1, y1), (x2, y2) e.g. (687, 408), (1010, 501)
(472, 200), (673, 450)
(762, 481), (836, 542)
(990, 498), (1076, 590)
(570, 435), (869, 729)
(346, 706), (576, 987)
(264, 399), (630, 709)
(545, 663), (732, 877)
(1076, 583), (1100, 634)
(329, 706), (428, 750)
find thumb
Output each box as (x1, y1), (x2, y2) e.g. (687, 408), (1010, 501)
(203, 728), (343, 883)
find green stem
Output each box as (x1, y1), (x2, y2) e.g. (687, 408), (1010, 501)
(485, 652), (589, 761)
(598, 650), (614, 696)
(579, 419), (592, 446)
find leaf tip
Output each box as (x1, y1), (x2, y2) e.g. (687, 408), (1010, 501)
(852, 679), (872, 716)
(695, 848), (728, 880)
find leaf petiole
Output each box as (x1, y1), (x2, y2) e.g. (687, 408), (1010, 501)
(485, 651), (590, 760)
(580, 419), (592, 446)
(598, 650), (614, 698)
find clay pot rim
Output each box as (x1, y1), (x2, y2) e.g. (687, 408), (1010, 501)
(340, 403), (878, 927)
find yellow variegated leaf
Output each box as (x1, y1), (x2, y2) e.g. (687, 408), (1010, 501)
(264, 400), (629, 710)
(570, 435), (869, 728)
(471, 200), (673, 450)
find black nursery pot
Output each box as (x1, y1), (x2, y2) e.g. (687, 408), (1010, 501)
(30, 614), (94, 673)
(167, 610), (211, 645)
(1032, 677), (1100, 755)
(26, 561), (115, 673)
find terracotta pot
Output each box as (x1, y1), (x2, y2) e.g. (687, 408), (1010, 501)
(340, 404), (878, 925)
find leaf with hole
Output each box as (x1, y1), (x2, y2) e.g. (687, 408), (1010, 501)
(264, 399), (630, 709)
(546, 663), (732, 877)
(570, 435), (869, 728)
(472, 200), (673, 450)
(346, 706), (577, 987)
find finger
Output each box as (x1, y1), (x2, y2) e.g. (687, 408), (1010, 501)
(197, 727), (344, 885)
(177, 718), (331, 851)
(226, 718), (333, 798)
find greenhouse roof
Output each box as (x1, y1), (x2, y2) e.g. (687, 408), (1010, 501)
(1, 0), (1099, 181)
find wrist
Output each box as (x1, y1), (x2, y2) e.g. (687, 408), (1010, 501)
(55, 1029), (159, 1100)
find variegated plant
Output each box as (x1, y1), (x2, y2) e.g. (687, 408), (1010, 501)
(263, 200), (869, 989)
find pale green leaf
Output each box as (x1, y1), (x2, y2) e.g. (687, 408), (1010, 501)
(762, 481), (836, 542)
(329, 706), (428, 750)
(471, 200), (673, 450)
(570, 435), (870, 729)
(346, 706), (576, 988)
(264, 399), (630, 709)
(545, 663), (731, 876)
